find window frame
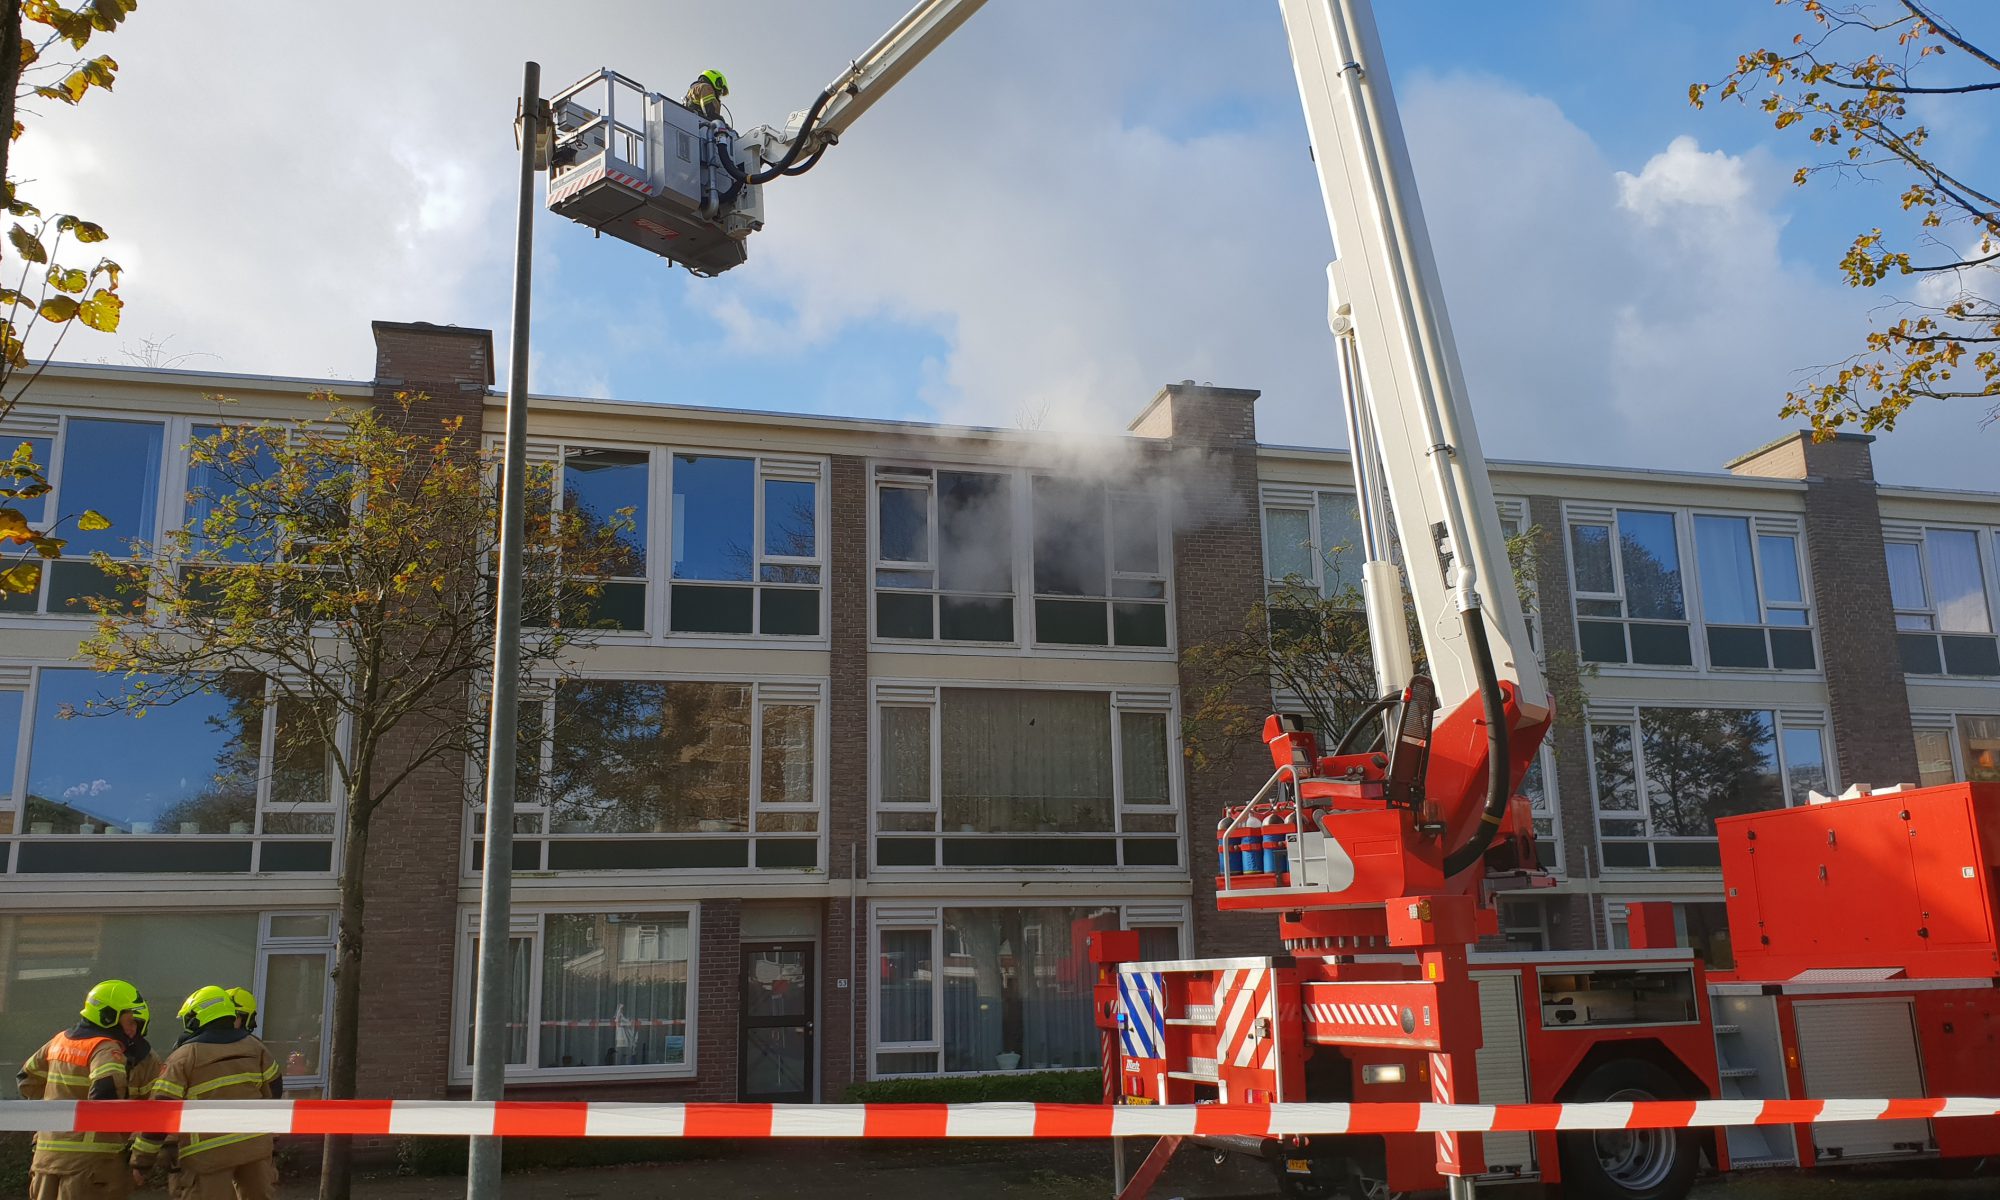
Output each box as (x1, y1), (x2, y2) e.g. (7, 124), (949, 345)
(468, 673), (828, 876)
(1586, 703), (1835, 873)
(448, 904), (700, 1085)
(1883, 522), (2000, 679)
(0, 411), (169, 620)
(255, 910), (338, 1096)
(666, 451), (827, 644)
(867, 901), (1187, 1078)
(1028, 474), (1171, 652)
(870, 464), (1019, 646)
(867, 681), (1182, 872)
(1687, 510), (1819, 673)
(1911, 711), (2000, 785)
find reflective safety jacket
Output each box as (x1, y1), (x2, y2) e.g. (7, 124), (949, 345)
(15, 1023), (131, 1169)
(132, 1026), (280, 1174)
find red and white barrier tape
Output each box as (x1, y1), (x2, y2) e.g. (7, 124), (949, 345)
(4, 1097), (1998, 1139)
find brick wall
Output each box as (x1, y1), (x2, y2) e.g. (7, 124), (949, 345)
(352, 322), (495, 1100)
(822, 454), (869, 1098)
(1728, 433), (1919, 786)
(1133, 384), (1274, 958)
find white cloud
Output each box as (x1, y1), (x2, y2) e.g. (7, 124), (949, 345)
(61, 779), (112, 800)
(1615, 135), (1754, 225)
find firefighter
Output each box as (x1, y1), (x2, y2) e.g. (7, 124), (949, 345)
(684, 68), (729, 121)
(131, 987), (281, 1200)
(224, 989), (257, 1035)
(16, 979), (153, 1200)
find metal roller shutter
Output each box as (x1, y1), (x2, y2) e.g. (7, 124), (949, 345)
(1793, 998), (1932, 1160)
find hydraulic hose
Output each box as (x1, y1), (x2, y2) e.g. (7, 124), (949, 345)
(719, 87), (838, 188)
(1441, 607), (1511, 878)
(1333, 694), (1400, 758)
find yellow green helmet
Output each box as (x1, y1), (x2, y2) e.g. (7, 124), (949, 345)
(81, 979), (149, 1033)
(178, 985), (237, 1034)
(226, 987), (258, 1030)
(699, 69), (728, 95)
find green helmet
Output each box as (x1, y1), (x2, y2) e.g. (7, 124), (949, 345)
(226, 987), (258, 1031)
(699, 69), (728, 95)
(81, 979), (149, 1034)
(178, 986), (237, 1035)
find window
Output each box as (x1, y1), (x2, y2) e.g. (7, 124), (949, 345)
(1569, 508), (1692, 666)
(0, 911), (330, 1086)
(1911, 715), (2000, 786)
(871, 904), (1185, 1076)
(455, 908), (695, 1081)
(1261, 488), (1364, 598)
(1519, 748), (1562, 875)
(1885, 526), (2000, 677)
(481, 678), (822, 872)
(1692, 515), (1815, 670)
(873, 686), (1178, 869)
(1604, 901), (1733, 970)
(559, 446), (650, 631)
(0, 417), (164, 615)
(257, 912), (336, 1095)
(670, 454), (822, 637)
(1031, 477), (1168, 648)
(5, 667), (336, 874)
(1497, 897), (1549, 952)
(1589, 706), (1829, 870)
(874, 467), (1015, 643)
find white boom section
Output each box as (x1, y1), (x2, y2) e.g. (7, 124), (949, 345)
(765, 0), (988, 158)
(1279, 0), (1547, 717)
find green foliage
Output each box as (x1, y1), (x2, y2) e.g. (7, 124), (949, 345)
(0, 0), (137, 596)
(842, 1069), (1104, 1105)
(1694, 0), (2000, 436)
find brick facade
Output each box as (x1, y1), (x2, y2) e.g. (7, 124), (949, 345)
(1526, 494), (1604, 950)
(821, 453), (870, 1099)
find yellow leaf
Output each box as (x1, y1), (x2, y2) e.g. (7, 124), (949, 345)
(37, 295), (77, 322)
(0, 562), (40, 594)
(77, 509), (111, 532)
(8, 224), (47, 265)
(0, 507), (29, 542)
(76, 288), (120, 332)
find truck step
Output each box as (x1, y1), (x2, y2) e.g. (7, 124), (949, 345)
(1712, 1024), (1742, 1035)
(1728, 1157), (1796, 1170)
(1718, 1066), (1760, 1079)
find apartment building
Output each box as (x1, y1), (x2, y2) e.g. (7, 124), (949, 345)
(0, 320), (1994, 1105)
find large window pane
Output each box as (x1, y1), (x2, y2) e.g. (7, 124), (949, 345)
(1885, 541), (1928, 616)
(565, 448), (649, 576)
(546, 680), (751, 834)
(61, 419), (163, 557)
(878, 929), (934, 1044)
(1780, 727), (1828, 803)
(1963, 716), (2000, 784)
(1571, 523), (1615, 595)
(760, 704), (814, 805)
(940, 907), (1113, 1072)
(880, 708), (931, 805)
(763, 479), (816, 559)
(538, 913), (689, 1070)
(1618, 511), (1685, 619)
(1758, 535), (1803, 605)
(940, 691), (1111, 833)
(268, 698), (332, 810)
(1914, 729), (1956, 787)
(27, 670), (259, 835)
(1694, 516), (1759, 624)
(1032, 478), (1106, 597)
(1638, 709), (1778, 838)
(672, 455), (753, 581)
(878, 486), (929, 564)
(1265, 508), (1312, 583)
(0, 690), (22, 800)
(938, 472), (1011, 593)
(262, 952), (328, 1080)
(1928, 530), (1991, 633)
(1119, 711), (1170, 806)
(1317, 493), (1364, 596)
(0, 913), (258, 1081)
(1591, 723), (1639, 812)
(1110, 495), (1159, 577)
(185, 426), (277, 562)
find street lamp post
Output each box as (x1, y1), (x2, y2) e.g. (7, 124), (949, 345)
(467, 59), (546, 1200)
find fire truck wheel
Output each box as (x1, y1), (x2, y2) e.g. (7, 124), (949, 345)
(1557, 1060), (1700, 1200)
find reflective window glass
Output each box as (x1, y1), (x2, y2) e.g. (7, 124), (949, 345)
(1617, 510), (1685, 620)
(940, 907), (1114, 1072)
(1885, 541), (1928, 615)
(878, 486), (929, 564)
(545, 680), (751, 834)
(1032, 478), (1106, 597)
(539, 913), (689, 1070)
(880, 708), (931, 805)
(1570, 524), (1615, 594)
(940, 690), (1112, 834)
(1636, 708), (1778, 838)
(1963, 716), (2000, 784)
(760, 704), (814, 805)
(185, 426), (278, 563)
(1264, 508), (1312, 583)
(564, 448), (648, 576)
(937, 472), (1011, 593)
(671, 455), (753, 581)
(1927, 530), (1991, 633)
(878, 928), (934, 1045)
(1119, 711), (1170, 806)
(1914, 729), (1955, 787)
(8, 436), (52, 523)
(60, 419), (163, 557)
(1780, 727), (1828, 802)
(1758, 535), (1803, 604)
(1317, 493), (1364, 596)
(1694, 515), (1758, 624)
(763, 480), (816, 559)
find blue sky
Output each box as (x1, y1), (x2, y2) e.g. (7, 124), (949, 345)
(18, 1), (2000, 487)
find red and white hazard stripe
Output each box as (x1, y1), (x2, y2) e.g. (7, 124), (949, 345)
(6, 1097), (1997, 1139)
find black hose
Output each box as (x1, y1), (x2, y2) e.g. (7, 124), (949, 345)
(719, 87), (837, 187)
(1441, 608), (1511, 877)
(1333, 694), (1400, 758)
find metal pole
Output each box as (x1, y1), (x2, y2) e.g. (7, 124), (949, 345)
(467, 59), (541, 1200)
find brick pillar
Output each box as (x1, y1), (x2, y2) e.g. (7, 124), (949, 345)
(352, 322), (494, 1101)
(1131, 383), (1271, 958)
(1727, 432), (1919, 787)
(821, 454), (869, 1098)
(1528, 495), (1603, 950)
(694, 899), (742, 1100)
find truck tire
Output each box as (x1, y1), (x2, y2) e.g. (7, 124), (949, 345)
(1556, 1059), (1700, 1200)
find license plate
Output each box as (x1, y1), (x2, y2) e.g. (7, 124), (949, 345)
(1125, 1096), (1155, 1105)
(1286, 1159), (1312, 1175)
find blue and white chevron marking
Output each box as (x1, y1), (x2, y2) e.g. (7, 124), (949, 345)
(1117, 969), (1167, 1059)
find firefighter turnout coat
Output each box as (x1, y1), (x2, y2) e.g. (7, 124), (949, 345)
(132, 1027), (282, 1182)
(16, 1024), (141, 1172)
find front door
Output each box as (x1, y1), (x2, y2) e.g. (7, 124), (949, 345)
(740, 941), (814, 1102)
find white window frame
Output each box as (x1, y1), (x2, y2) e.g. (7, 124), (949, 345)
(871, 464), (1020, 646)
(255, 911), (338, 1096)
(1911, 710), (2000, 785)
(1258, 484), (1364, 597)
(1586, 702), (1835, 874)
(1028, 474), (1172, 653)
(867, 681), (1182, 873)
(0, 411), (170, 622)
(666, 451), (828, 646)
(868, 900), (1189, 1079)
(468, 674), (827, 877)
(449, 904), (700, 1085)
(1882, 522), (2000, 679)
(1686, 510), (1818, 673)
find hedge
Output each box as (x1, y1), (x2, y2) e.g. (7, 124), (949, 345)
(843, 1069), (1102, 1105)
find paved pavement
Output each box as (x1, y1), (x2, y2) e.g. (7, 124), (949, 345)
(274, 1143), (1998, 1198)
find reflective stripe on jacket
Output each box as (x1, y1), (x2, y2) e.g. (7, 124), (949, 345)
(15, 1026), (130, 1165)
(131, 1027), (280, 1174)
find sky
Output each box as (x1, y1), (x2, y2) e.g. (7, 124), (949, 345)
(13, 0), (2000, 489)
